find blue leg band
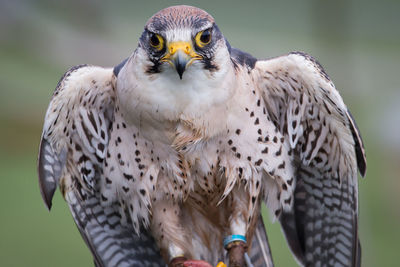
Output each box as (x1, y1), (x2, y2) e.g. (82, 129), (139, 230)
(223, 234), (247, 249)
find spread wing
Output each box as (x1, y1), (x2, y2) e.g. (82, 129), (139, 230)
(252, 52), (366, 266)
(37, 64), (165, 266)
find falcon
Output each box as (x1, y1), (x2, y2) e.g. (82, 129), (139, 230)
(38, 5), (366, 267)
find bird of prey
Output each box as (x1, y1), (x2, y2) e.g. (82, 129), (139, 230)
(38, 5), (366, 267)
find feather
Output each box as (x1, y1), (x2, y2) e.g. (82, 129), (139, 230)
(253, 51), (366, 266)
(37, 65), (165, 266)
(38, 138), (67, 210)
(248, 217), (275, 267)
(66, 185), (165, 266)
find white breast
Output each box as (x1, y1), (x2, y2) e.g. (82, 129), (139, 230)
(116, 47), (236, 143)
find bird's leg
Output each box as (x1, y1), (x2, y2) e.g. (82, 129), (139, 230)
(150, 197), (191, 266)
(225, 232), (248, 266)
(225, 187), (249, 267)
(226, 241), (248, 267)
(150, 197), (216, 267)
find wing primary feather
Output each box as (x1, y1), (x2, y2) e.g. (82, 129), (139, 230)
(66, 188), (165, 267)
(346, 110), (367, 177)
(37, 137), (67, 210)
(248, 216), (275, 267)
(280, 166), (360, 266)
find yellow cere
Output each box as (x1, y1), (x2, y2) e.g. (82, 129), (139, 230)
(168, 41), (193, 56)
(162, 41), (202, 63)
(216, 262), (227, 267)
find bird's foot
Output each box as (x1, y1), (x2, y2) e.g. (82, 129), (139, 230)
(226, 241), (247, 267)
(169, 256), (187, 267)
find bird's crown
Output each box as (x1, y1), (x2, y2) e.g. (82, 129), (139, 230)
(145, 5), (215, 32)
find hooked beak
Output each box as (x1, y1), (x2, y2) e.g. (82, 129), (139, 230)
(161, 41), (201, 79)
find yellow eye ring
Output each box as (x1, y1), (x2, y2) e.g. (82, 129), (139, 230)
(195, 28), (212, 48)
(149, 33), (164, 51)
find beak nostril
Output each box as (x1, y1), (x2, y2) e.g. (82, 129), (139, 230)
(165, 42), (199, 79)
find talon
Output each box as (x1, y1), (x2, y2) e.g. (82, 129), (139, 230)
(170, 256), (187, 267)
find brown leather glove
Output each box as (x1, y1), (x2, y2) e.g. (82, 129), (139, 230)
(170, 257), (213, 267)
(183, 260), (214, 267)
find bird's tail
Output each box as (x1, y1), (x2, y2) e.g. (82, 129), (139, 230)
(248, 217), (275, 267)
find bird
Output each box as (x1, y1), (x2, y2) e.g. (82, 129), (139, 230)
(37, 5), (366, 267)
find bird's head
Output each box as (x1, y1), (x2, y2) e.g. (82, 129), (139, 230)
(117, 6), (237, 132)
(137, 5), (230, 80)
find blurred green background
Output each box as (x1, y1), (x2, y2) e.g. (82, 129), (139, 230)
(1, 0), (399, 266)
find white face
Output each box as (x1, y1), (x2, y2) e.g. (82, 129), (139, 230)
(116, 25), (236, 128)
(163, 27), (197, 43)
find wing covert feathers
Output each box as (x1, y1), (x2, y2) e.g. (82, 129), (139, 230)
(38, 65), (115, 206)
(253, 52), (366, 266)
(37, 65), (165, 266)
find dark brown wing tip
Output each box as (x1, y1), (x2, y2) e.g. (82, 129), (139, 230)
(37, 138), (55, 211)
(347, 110), (367, 177)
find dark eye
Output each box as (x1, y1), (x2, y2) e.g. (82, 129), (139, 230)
(200, 29), (211, 43)
(195, 29), (212, 47)
(149, 33), (164, 51)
